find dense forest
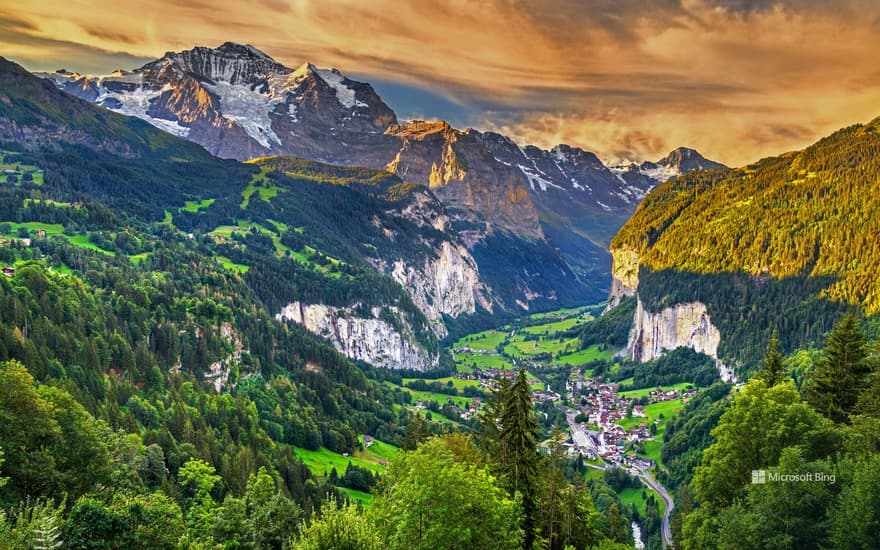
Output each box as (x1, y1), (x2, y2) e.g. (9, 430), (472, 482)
(653, 316), (880, 549)
(611, 117), (880, 368)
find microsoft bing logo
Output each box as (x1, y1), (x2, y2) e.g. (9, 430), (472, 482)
(752, 470), (767, 484)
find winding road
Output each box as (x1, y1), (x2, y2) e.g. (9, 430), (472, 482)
(566, 407), (675, 548)
(634, 464), (674, 548)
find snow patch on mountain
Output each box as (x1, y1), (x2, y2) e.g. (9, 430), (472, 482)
(95, 83), (191, 137)
(315, 69), (367, 109)
(639, 163), (681, 182)
(202, 81), (284, 147)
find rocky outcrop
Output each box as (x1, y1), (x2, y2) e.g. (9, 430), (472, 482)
(390, 241), (492, 335)
(625, 298), (735, 382)
(386, 122), (543, 239)
(607, 246), (641, 310)
(204, 322), (245, 392)
(276, 302), (438, 371)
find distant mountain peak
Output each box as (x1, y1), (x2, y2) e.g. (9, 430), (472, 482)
(146, 43), (290, 86)
(653, 147), (726, 172)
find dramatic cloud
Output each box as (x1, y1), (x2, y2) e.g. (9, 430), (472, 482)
(3, 0), (880, 165)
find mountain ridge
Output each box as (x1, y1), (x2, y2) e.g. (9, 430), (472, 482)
(604, 115), (880, 371)
(37, 42), (724, 250)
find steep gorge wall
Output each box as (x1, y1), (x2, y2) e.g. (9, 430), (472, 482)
(609, 246), (736, 382)
(390, 241), (492, 336)
(625, 298), (735, 382)
(276, 302), (438, 371)
(606, 246), (640, 310)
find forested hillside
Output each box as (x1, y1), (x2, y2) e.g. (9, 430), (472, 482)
(610, 117), (880, 367)
(660, 316), (880, 549)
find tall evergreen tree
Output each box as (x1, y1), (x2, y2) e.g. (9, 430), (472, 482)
(401, 411), (429, 451)
(476, 374), (511, 461)
(758, 329), (786, 387)
(499, 368), (540, 549)
(804, 313), (871, 423)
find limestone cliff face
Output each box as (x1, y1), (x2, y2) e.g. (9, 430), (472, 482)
(625, 298), (735, 382)
(276, 302), (438, 371)
(607, 246), (641, 310)
(390, 241), (493, 336)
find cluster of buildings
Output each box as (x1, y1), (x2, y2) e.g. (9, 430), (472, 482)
(564, 375), (699, 467)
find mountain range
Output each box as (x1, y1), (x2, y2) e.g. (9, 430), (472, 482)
(40, 42), (723, 291)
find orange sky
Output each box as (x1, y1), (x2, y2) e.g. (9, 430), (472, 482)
(3, 0), (880, 166)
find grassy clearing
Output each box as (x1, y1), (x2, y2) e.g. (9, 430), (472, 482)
(454, 351), (514, 373)
(619, 487), (651, 517)
(216, 256), (249, 273)
(294, 438), (399, 478)
(129, 252), (151, 265)
(503, 335), (579, 358)
(618, 382), (695, 400)
(584, 467), (605, 482)
(338, 487), (372, 507)
(522, 315), (591, 335)
(64, 234), (115, 255)
(402, 376), (483, 392)
(0, 151), (43, 185)
(528, 305), (592, 320)
(23, 198), (79, 209)
(241, 172), (283, 208)
(209, 219), (344, 278)
(1, 222), (115, 256)
(179, 198), (215, 212)
(403, 406), (460, 426)
(454, 329), (508, 350)
(614, 399), (684, 433)
(553, 345), (614, 366)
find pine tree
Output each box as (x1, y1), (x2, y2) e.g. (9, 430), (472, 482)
(804, 313), (871, 423)
(758, 329), (786, 386)
(401, 411), (428, 451)
(476, 374), (511, 460)
(500, 368), (540, 549)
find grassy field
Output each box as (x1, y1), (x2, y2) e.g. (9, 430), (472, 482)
(64, 234), (115, 255)
(23, 199), (78, 209)
(338, 487), (372, 507)
(241, 172), (283, 208)
(615, 399), (685, 432)
(528, 305), (593, 320)
(521, 315), (592, 335)
(389, 382), (473, 409)
(129, 252), (151, 265)
(0, 151), (44, 185)
(216, 256), (249, 273)
(454, 329), (508, 350)
(294, 437), (399, 478)
(503, 334), (580, 358)
(209, 219), (343, 278)
(618, 382), (696, 400)
(553, 344), (614, 366)
(0, 222), (116, 256)
(402, 376), (483, 392)
(619, 487), (651, 517)
(293, 440), (391, 509)
(454, 351), (514, 372)
(180, 198), (215, 212)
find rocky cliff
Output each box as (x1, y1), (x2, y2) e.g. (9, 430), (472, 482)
(390, 240), (492, 336)
(607, 246), (641, 310)
(625, 298), (734, 381)
(276, 302), (438, 371)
